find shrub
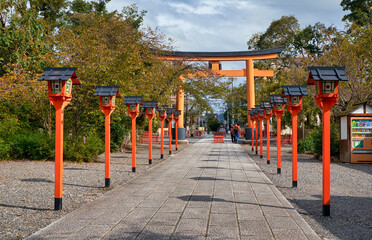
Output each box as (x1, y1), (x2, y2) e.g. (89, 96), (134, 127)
(311, 124), (340, 158)
(0, 139), (12, 160)
(12, 132), (54, 160)
(64, 132), (104, 162)
(298, 138), (314, 153)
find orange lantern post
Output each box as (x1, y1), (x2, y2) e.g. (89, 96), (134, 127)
(143, 101), (159, 164)
(124, 96), (143, 172)
(166, 108), (175, 155)
(308, 66), (347, 216)
(270, 95), (287, 174)
(261, 101), (273, 164)
(156, 105), (168, 159)
(94, 86), (121, 187)
(257, 107), (265, 159)
(282, 85), (308, 187)
(254, 109), (259, 155)
(173, 110), (182, 151)
(38, 67), (80, 210)
(249, 109), (256, 152)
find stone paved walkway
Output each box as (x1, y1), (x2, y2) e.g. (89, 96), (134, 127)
(27, 137), (320, 240)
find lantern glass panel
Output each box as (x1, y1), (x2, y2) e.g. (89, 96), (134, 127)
(315, 81), (319, 95)
(291, 96), (300, 105)
(159, 110), (165, 115)
(147, 108), (153, 114)
(259, 110), (264, 116)
(102, 96), (110, 105)
(276, 102), (283, 110)
(130, 104), (136, 111)
(265, 108), (271, 114)
(65, 80), (72, 94)
(322, 80), (334, 94)
(51, 80), (63, 93)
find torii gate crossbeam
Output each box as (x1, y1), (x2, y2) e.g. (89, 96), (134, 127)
(157, 46), (283, 141)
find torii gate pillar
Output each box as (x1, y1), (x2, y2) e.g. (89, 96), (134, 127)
(246, 59), (254, 128)
(176, 76), (187, 141)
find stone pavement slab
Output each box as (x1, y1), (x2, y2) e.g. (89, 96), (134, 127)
(26, 136), (320, 240)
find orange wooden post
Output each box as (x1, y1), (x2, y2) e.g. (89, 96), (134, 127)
(166, 108), (175, 155)
(95, 86), (121, 187)
(276, 117), (282, 172)
(54, 101), (64, 210)
(261, 101), (273, 164)
(251, 120), (255, 151)
(248, 109), (256, 152)
(38, 67), (80, 210)
(157, 106), (167, 159)
(255, 115), (258, 155)
(144, 101), (158, 164)
(257, 108), (265, 159)
(174, 110), (181, 151)
(282, 85), (307, 188)
(308, 66), (347, 216)
(270, 95), (286, 174)
(124, 96), (143, 173)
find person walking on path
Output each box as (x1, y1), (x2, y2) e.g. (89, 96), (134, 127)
(230, 124), (235, 143)
(233, 124), (240, 143)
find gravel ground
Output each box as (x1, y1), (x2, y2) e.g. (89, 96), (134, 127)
(240, 140), (372, 240)
(0, 136), (201, 240)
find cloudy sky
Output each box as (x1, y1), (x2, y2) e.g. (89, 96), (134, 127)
(106, 0), (347, 113)
(107, 0), (347, 52)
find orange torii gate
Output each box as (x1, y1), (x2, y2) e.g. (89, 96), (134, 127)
(157, 46), (283, 141)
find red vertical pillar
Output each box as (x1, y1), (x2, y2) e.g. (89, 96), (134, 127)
(266, 118), (270, 164)
(251, 120), (255, 151)
(260, 120), (263, 159)
(255, 120), (258, 155)
(131, 117), (136, 172)
(105, 113), (111, 187)
(323, 108), (331, 216)
(54, 103), (63, 210)
(160, 119), (164, 159)
(149, 117), (153, 164)
(292, 114), (298, 187)
(277, 117), (282, 174)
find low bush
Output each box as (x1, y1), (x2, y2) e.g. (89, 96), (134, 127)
(298, 138), (314, 153)
(64, 132), (104, 162)
(0, 139), (12, 160)
(12, 132), (54, 160)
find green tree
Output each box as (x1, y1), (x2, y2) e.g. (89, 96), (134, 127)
(341, 0), (372, 26)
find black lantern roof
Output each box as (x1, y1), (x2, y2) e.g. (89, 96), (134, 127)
(257, 107), (264, 112)
(307, 66), (347, 85)
(174, 110), (182, 117)
(270, 95), (287, 103)
(94, 86), (121, 97)
(124, 96), (142, 105)
(166, 108), (175, 114)
(260, 101), (273, 109)
(38, 67), (80, 85)
(156, 105), (168, 112)
(281, 85), (308, 96)
(142, 101), (158, 108)
(255, 105), (261, 109)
